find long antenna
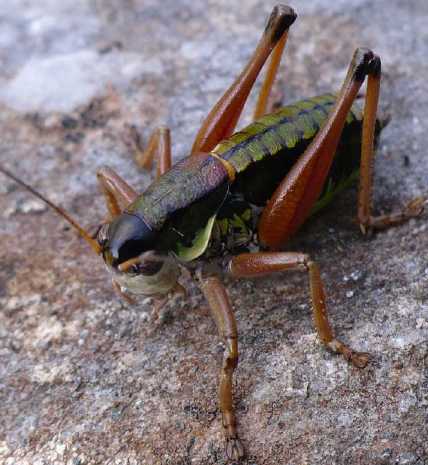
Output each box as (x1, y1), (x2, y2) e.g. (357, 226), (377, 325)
(0, 164), (101, 255)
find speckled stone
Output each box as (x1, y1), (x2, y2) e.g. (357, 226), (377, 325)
(0, 1), (427, 464)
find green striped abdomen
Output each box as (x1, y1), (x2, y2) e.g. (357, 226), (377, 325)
(213, 93), (369, 208)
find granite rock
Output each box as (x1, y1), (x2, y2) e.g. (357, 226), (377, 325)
(0, 1), (427, 464)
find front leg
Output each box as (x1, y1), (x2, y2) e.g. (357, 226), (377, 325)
(197, 274), (244, 461)
(96, 166), (138, 218)
(135, 126), (172, 178)
(229, 252), (369, 368)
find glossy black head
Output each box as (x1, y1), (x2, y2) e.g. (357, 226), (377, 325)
(99, 212), (157, 267)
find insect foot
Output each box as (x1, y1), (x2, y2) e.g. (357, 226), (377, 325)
(403, 196), (426, 218)
(226, 437), (245, 461)
(327, 340), (370, 368)
(359, 196), (427, 235)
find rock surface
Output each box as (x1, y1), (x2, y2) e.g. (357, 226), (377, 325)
(0, 1), (427, 464)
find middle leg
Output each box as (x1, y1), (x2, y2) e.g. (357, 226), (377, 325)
(228, 252), (369, 368)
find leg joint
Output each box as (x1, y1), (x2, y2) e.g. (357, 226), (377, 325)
(300, 253), (312, 269)
(224, 353), (238, 371)
(96, 165), (113, 179)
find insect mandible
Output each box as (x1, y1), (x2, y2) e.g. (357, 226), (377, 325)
(1, 4), (426, 461)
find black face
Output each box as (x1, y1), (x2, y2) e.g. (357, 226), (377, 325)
(98, 213), (157, 267)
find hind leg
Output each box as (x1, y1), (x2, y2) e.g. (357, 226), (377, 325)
(252, 23), (289, 120)
(258, 48), (382, 248)
(257, 48), (425, 249)
(357, 72), (425, 233)
(191, 5), (297, 154)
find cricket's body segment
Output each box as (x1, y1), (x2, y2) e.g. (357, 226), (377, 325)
(210, 94), (374, 252)
(1, 4), (426, 462)
(121, 94), (377, 260)
(114, 95), (372, 261)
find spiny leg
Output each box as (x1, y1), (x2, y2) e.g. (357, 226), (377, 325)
(96, 167), (139, 303)
(191, 5), (296, 154)
(197, 274), (244, 461)
(135, 126), (172, 178)
(357, 69), (425, 233)
(258, 48), (383, 248)
(96, 166), (138, 219)
(229, 252), (369, 368)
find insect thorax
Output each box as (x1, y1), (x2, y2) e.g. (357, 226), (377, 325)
(206, 192), (258, 257)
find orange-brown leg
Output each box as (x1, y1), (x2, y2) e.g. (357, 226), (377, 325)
(258, 48), (381, 249)
(96, 167), (139, 303)
(191, 5), (296, 154)
(135, 126), (172, 178)
(252, 28), (289, 120)
(357, 72), (425, 233)
(96, 166), (138, 219)
(229, 252), (369, 368)
(197, 274), (244, 461)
